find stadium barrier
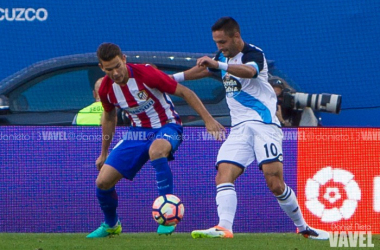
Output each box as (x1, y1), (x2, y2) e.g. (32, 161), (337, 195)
(0, 127), (378, 234)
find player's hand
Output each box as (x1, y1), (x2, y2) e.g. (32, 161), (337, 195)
(205, 118), (226, 141)
(196, 56), (218, 69)
(95, 154), (108, 171)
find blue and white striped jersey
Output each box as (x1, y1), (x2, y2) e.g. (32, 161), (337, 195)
(212, 43), (280, 127)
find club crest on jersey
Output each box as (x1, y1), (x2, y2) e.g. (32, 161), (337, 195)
(137, 90), (148, 100)
(223, 73), (242, 98)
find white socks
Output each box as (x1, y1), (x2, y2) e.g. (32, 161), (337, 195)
(215, 183), (307, 232)
(216, 183), (237, 232)
(276, 184), (307, 232)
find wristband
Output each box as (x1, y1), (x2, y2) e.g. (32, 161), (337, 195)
(173, 72), (185, 82)
(217, 62), (229, 71)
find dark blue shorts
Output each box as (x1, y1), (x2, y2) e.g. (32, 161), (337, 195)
(105, 123), (183, 180)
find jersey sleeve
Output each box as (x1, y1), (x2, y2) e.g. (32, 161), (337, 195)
(140, 64), (178, 94)
(98, 76), (115, 112)
(242, 47), (265, 77)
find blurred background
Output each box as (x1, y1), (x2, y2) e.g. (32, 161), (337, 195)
(1, 0), (380, 126)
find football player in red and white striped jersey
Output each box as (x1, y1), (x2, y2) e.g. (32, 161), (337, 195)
(86, 42), (225, 238)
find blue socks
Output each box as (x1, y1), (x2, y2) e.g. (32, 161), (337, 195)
(151, 157), (173, 195)
(96, 187), (118, 227)
(96, 157), (172, 228)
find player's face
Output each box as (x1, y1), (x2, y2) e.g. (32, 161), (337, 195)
(212, 30), (240, 58)
(99, 55), (128, 85)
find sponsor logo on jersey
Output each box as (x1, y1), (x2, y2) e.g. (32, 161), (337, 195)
(124, 98), (155, 115)
(223, 73), (242, 98)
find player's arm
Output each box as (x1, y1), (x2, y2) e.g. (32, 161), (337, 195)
(96, 108), (117, 170)
(173, 83), (225, 140)
(196, 56), (256, 78)
(142, 66), (225, 139)
(219, 63), (256, 78)
(172, 63), (213, 82)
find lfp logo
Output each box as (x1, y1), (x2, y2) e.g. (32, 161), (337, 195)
(305, 167), (361, 222)
(297, 128), (380, 234)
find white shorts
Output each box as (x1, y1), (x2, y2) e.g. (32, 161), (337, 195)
(216, 121), (283, 170)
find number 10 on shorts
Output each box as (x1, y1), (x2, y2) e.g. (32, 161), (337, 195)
(264, 143), (278, 158)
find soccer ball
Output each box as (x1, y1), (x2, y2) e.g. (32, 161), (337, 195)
(152, 194), (184, 226)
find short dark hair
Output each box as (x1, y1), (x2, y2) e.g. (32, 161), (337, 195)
(96, 42), (123, 62)
(211, 17), (240, 37)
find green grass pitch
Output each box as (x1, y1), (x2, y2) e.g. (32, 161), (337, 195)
(1, 233), (379, 250)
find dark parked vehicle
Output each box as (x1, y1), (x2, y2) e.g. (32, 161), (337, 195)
(0, 52), (275, 126)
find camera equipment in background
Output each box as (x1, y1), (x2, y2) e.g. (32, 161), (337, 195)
(282, 89), (342, 114)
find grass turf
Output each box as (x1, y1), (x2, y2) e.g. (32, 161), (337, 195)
(0, 233), (379, 250)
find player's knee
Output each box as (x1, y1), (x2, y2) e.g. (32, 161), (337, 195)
(266, 178), (285, 196)
(215, 169), (237, 185)
(149, 148), (168, 160)
(270, 184), (285, 196)
(96, 177), (113, 190)
(215, 163), (242, 185)
(149, 139), (171, 160)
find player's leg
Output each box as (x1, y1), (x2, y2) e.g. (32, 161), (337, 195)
(192, 125), (253, 239)
(87, 136), (150, 238)
(149, 124), (183, 235)
(191, 165), (243, 239)
(87, 164), (123, 238)
(149, 123), (183, 196)
(262, 161), (308, 230)
(149, 139), (173, 195)
(192, 163), (242, 238)
(256, 124), (328, 240)
(149, 138), (176, 235)
(262, 161), (329, 240)
(215, 163), (243, 232)
(255, 124), (308, 234)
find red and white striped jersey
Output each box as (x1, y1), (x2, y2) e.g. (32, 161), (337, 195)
(99, 63), (182, 128)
